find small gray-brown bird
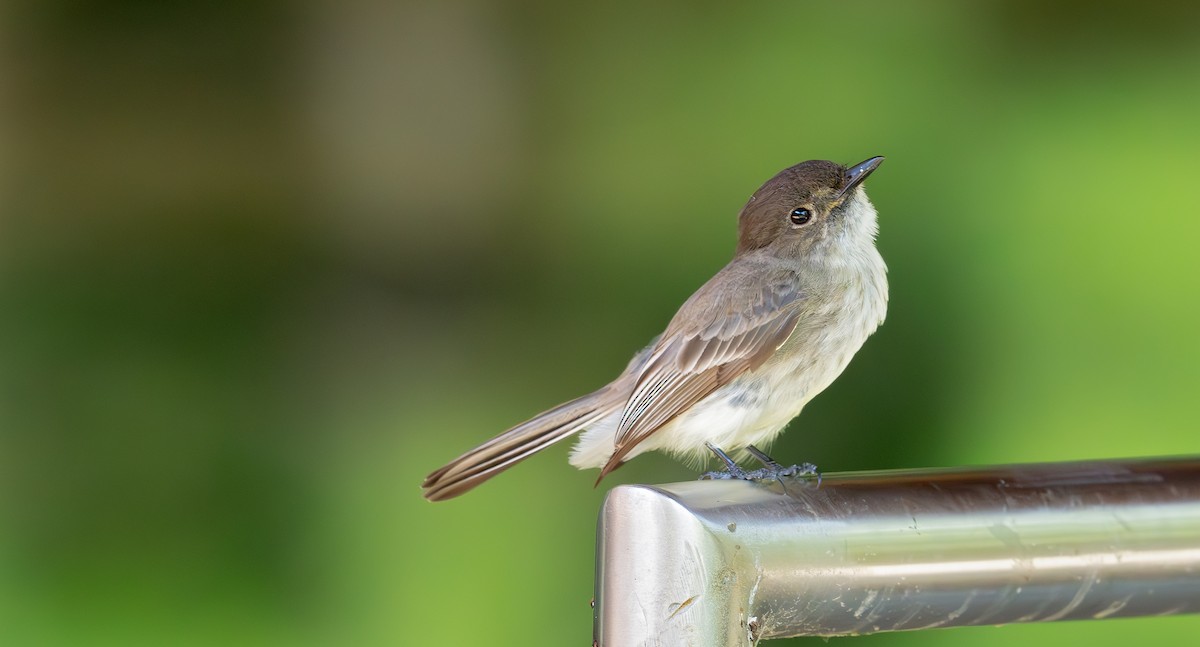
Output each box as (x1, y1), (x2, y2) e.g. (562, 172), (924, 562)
(423, 157), (888, 501)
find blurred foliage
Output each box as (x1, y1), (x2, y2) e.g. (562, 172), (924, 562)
(0, 0), (1198, 645)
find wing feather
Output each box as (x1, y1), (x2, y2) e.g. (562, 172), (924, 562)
(599, 271), (805, 477)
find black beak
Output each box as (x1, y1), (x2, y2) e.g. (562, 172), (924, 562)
(839, 156), (885, 198)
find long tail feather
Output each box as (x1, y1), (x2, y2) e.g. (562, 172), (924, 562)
(422, 390), (616, 501)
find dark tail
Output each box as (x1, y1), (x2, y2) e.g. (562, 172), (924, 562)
(422, 389), (616, 501)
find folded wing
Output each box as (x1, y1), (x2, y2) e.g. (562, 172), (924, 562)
(600, 273), (805, 478)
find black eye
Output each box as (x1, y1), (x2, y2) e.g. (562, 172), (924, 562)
(789, 208), (812, 225)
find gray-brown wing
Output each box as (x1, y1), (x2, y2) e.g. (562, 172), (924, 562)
(598, 274), (804, 477)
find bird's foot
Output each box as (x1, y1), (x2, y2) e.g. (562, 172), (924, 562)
(699, 443), (821, 487)
(744, 445), (821, 485)
(699, 443), (752, 480)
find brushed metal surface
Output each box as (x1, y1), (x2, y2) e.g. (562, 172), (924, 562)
(594, 457), (1200, 645)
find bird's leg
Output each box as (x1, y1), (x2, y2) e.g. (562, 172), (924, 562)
(698, 442), (751, 480)
(699, 442), (822, 485)
(744, 444), (821, 485)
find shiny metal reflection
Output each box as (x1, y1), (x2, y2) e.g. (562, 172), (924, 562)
(594, 457), (1200, 646)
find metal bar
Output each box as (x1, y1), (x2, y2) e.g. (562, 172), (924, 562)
(593, 456), (1200, 646)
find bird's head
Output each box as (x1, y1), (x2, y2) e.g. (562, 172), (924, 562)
(735, 156), (885, 260)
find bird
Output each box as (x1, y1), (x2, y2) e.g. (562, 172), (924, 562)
(423, 157), (888, 501)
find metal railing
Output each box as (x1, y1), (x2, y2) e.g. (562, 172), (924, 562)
(593, 456), (1200, 645)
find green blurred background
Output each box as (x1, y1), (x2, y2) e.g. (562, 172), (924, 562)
(1, 0), (1198, 645)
